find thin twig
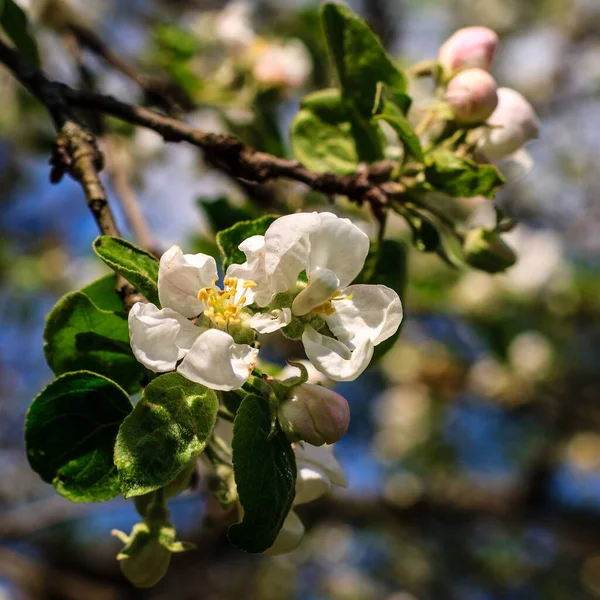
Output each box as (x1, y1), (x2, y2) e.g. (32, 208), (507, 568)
(0, 39), (143, 307)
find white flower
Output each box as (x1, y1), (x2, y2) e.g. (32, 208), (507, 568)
(128, 245), (290, 391)
(294, 443), (347, 505)
(215, 1), (256, 54)
(478, 87), (540, 162)
(235, 212), (403, 382)
(252, 39), (312, 90)
(264, 510), (305, 556)
(264, 444), (346, 555)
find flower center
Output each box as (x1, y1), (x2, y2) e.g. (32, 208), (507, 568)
(197, 276), (256, 327)
(292, 269), (352, 317)
(311, 291), (353, 316)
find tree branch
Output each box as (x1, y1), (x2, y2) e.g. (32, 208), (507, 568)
(0, 39), (144, 307)
(0, 38), (403, 226)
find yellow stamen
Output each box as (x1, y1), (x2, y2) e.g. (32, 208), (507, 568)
(197, 277), (257, 328)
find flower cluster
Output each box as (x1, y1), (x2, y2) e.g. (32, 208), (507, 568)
(439, 26), (540, 162)
(129, 211), (403, 391)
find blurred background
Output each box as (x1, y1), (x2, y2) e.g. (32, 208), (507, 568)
(2, 0), (600, 598)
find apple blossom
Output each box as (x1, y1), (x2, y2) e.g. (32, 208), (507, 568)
(445, 68), (498, 123)
(264, 510), (305, 556)
(232, 212), (403, 382)
(266, 443), (347, 555)
(278, 383), (350, 446)
(252, 39), (312, 90)
(438, 26), (499, 74)
(294, 442), (347, 505)
(478, 87), (540, 162)
(128, 245), (291, 391)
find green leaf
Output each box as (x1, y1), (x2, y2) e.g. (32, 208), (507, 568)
(300, 88), (351, 123)
(93, 236), (160, 305)
(217, 215), (278, 271)
(198, 196), (257, 234)
(0, 0), (40, 67)
(25, 371), (133, 502)
(321, 2), (406, 117)
(356, 240), (407, 361)
(291, 108), (360, 175)
(81, 274), (124, 312)
(424, 150), (505, 198)
(115, 373), (218, 498)
(374, 99), (423, 162)
(228, 394), (296, 553)
(43, 289), (144, 394)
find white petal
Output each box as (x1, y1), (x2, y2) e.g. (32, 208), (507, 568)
(325, 284), (403, 347)
(264, 212), (321, 294)
(291, 268), (340, 316)
(128, 302), (201, 372)
(264, 511), (304, 556)
(177, 329), (258, 391)
(294, 465), (331, 505)
(158, 245), (217, 318)
(226, 235), (273, 307)
(302, 326), (374, 382)
(246, 308), (291, 334)
(295, 443), (347, 488)
(305, 213), (370, 288)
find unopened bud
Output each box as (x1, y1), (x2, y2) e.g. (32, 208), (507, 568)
(446, 68), (498, 123)
(463, 228), (517, 273)
(278, 384), (350, 446)
(478, 88), (540, 162)
(439, 26), (499, 75)
(264, 510), (305, 556)
(278, 383), (350, 446)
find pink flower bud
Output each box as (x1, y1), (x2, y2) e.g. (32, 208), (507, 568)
(478, 87), (540, 161)
(446, 68), (498, 123)
(278, 384), (350, 446)
(439, 26), (499, 74)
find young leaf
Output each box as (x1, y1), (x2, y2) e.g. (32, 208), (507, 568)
(81, 274), (125, 312)
(300, 88), (351, 123)
(291, 109), (360, 175)
(114, 373), (218, 498)
(321, 2), (406, 117)
(424, 150), (505, 198)
(44, 291), (145, 394)
(25, 371), (133, 502)
(217, 216), (278, 271)
(228, 394), (296, 553)
(198, 196), (256, 233)
(374, 100), (423, 162)
(93, 236), (160, 305)
(0, 0), (40, 67)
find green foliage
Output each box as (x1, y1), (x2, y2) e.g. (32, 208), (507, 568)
(93, 236), (160, 305)
(357, 240), (408, 361)
(425, 151), (505, 198)
(25, 371), (133, 502)
(374, 99), (423, 162)
(44, 285), (144, 394)
(321, 2), (406, 117)
(291, 109), (360, 174)
(228, 394), (296, 553)
(81, 274), (125, 312)
(115, 519), (194, 588)
(199, 196), (257, 233)
(115, 373), (218, 498)
(0, 0), (40, 66)
(217, 215), (278, 271)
